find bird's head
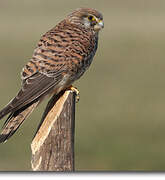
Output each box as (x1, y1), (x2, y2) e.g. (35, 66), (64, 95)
(67, 8), (104, 32)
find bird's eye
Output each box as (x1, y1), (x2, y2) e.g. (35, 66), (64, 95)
(88, 15), (95, 21)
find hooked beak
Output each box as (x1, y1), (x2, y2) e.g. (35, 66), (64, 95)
(94, 19), (104, 31)
(98, 20), (104, 28)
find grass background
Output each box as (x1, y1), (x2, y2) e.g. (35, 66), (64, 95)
(0, 0), (165, 171)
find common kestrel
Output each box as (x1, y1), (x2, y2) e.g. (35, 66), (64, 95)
(0, 8), (104, 143)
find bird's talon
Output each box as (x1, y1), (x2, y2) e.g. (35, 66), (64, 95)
(75, 95), (80, 103)
(68, 86), (80, 103)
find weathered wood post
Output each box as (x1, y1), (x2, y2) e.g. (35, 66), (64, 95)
(31, 90), (76, 171)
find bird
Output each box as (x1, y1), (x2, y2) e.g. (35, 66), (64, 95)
(0, 8), (104, 143)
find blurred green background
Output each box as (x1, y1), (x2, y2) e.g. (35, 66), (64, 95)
(0, 0), (165, 171)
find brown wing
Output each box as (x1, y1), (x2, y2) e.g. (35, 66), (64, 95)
(0, 69), (65, 120)
(0, 25), (70, 120)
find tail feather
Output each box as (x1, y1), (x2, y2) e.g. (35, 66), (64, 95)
(0, 103), (14, 120)
(0, 100), (40, 143)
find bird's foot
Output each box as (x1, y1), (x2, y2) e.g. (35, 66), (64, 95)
(68, 85), (80, 103)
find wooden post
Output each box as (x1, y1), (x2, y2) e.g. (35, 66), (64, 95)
(31, 90), (75, 171)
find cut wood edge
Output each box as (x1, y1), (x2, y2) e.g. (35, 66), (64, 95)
(32, 156), (42, 171)
(31, 90), (71, 155)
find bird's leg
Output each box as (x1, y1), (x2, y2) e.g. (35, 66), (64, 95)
(67, 85), (80, 102)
